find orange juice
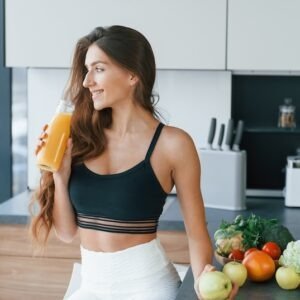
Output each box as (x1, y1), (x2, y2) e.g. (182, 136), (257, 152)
(37, 100), (74, 172)
(37, 112), (72, 172)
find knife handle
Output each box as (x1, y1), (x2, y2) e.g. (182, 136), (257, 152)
(207, 118), (216, 148)
(217, 123), (225, 150)
(224, 119), (234, 150)
(232, 120), (244, 151)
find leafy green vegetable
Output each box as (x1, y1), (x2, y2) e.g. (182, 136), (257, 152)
(279, 240), (300, 273)
(261, 224), (295, 251)
(214, 214), (294, 253)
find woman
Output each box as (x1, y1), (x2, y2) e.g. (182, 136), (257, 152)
(32, 25), (237, 299)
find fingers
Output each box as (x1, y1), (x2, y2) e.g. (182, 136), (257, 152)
(39, 132), (48, 140)
(202, 264), (217, 273)
(228, 282), (239, 300)
(35, 147), (40, 156)
(35, 124), (49, 155)
(39, 124), (49, 139)
(35, 141), (45, 155)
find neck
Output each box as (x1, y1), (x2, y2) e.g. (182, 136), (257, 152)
(109, 102), (156, 138)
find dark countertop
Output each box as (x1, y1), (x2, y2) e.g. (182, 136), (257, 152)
(1, 192), (300, 299)
(176, 267), (300, 300)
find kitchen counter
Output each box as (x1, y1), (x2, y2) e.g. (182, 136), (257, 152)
(1, 192), (300, 299)
(175, 198), (300, 300)
(176, 267), (300, 300)
(0, 190), (186, 231)
(0, 191), (31, 224)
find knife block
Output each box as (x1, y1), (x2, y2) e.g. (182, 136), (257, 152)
(198, 149), (247, 210)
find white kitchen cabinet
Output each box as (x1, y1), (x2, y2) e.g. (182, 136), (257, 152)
(227, 0), (300, 71)
(5, 0), (227, 70)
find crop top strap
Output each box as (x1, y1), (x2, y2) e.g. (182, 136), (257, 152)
(145, 122), (164, 162)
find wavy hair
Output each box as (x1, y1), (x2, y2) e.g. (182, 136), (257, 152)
(29, 25), (159, 247)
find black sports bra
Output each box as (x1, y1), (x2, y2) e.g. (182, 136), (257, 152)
(68, 123), (168, 234)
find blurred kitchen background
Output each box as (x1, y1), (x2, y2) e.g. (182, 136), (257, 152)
(1, 0), (300, 204)
(12, 69), (27, 196)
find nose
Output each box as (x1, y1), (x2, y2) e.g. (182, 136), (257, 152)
(83, 71), (94, 88)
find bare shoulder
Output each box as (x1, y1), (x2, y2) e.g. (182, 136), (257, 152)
(160, 125), (198, 160)
(161, 125), (193, 145)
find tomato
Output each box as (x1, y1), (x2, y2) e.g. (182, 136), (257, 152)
(228, 249), (245, 261)
(244, 248), (258, 257)
(262, 242), (281, 260)
(242, 250), (275, 282)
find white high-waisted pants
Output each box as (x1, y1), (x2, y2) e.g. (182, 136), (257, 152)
(66, 238), (181, 300)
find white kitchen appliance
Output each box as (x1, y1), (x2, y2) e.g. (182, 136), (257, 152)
(285, 156), (300, 207)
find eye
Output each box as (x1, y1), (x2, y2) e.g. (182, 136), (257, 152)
(95, 67), (105, 73)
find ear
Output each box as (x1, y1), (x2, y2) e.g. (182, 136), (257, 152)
(129, 73), (139, 86)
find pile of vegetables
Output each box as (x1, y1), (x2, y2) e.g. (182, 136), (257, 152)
(214, 214), (295, 257)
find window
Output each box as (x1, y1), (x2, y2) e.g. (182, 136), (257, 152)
(12, 68), (28, 195)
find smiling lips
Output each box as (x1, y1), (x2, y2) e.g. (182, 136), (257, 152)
(91, 90), (103, 100)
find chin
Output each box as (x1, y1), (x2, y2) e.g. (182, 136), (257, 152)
(93, 103), (103, 110)
(93, 99), (107, 111)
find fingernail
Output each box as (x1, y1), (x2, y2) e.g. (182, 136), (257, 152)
(43, 124), (48, 131)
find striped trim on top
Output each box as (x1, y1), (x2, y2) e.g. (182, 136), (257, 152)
(76, 213), (158, 234)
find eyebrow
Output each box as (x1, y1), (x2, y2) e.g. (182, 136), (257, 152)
(85, 60), (108, 68)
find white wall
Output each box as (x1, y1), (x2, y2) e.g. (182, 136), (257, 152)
(156, 70), (231, 146)
(28, 69), (231, 189)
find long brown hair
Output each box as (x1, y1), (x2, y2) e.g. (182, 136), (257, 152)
(30, 25), (159, 247)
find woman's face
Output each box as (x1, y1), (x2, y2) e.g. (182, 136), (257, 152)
(83, 43), (137, 110)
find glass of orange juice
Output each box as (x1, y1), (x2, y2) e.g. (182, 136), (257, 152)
(37, 99), (74, 172)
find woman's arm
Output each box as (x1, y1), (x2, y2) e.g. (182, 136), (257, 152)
(52, 139), (77, 243)
(52, 179), (77, 243)
(167, 128), (239, 299)
(167, 128), (213, 279)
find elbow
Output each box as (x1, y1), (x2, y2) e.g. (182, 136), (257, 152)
(54, 227), (77, 243)
(59, 234), (76, 244)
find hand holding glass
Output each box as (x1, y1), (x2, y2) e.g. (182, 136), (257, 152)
(36, 100), (74, 172)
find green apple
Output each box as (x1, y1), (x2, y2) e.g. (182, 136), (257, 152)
(198, 271), (232, 300)
(223, 261), (247, 287)
(275, 266), (300, 290)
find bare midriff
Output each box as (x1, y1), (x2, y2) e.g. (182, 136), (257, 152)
(79, 228), (157, 252)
